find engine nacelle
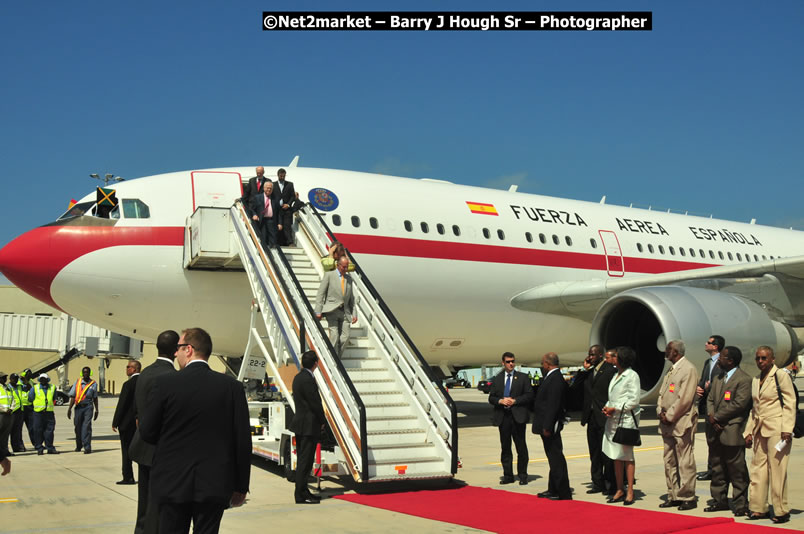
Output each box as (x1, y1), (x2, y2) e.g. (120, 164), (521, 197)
(590, 286), (798, 402)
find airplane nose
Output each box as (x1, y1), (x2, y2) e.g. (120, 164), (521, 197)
(0, 227), (61, 310)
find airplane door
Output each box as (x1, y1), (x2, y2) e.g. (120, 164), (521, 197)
(598, 230), (625, 277)
(190, 171), (243, 210)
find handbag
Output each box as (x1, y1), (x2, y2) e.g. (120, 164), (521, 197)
(612, 405), (641, 446)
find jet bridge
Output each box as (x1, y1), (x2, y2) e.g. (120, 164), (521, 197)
(186, 201), (458, 482)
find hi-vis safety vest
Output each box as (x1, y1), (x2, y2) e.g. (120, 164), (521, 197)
(20, 379), (34, 406)
(74, 379), (96, 404)
(0, 385), (12, 412)
(10, 384), (23, 412)
(33, 384), (55, 412)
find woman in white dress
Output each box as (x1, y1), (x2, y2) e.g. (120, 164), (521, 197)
(602, 346), (642, 505)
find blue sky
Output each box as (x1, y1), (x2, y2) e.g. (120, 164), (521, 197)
(1, 1), (802, 283)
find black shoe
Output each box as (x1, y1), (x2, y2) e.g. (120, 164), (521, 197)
(295, 497), (320, 504)
(771, 514), (790, 524)
(116, 479), (136, 485)
(537, 491), (557, 498)
(659, 500), (682, 508)
(304, 492), (321, 502)
(548, 494), (572, 501)
(47, 449), (59, 455)
(586, 486), (604, 494)
(677, 501), (697, 511)
(704, 503), (729, 512)
(696, 471), (712, 481)
(519, 478), (528, 486)
(746, 511), (769, 520)
(37, 450), (44, 455)
(607, 492), (625, 503)
(733, 508), (748, 517)
(75, 447), (82, 452)
(623, 498), (635, 506)
(500, 476), (516, 485)
(5, 453), (14, 457)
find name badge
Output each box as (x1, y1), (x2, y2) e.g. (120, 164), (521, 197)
(724, 391), (731, 401)
(669, 383), (675, 393)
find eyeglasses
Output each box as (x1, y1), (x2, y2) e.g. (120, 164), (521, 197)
(503, 360), (515, 364)
(177, 343), (193, 350)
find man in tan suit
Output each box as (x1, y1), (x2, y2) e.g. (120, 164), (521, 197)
(314, 256), (356, 357)
(657, 340), (699, 510)
(704, 346), (752, 516)
(744, 346), (796, 523)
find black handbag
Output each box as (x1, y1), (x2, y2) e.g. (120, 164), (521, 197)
(612, 405), (641, 446)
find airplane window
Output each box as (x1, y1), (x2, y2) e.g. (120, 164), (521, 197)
(539, 233), (546, 244)
(709, 250), (715, 259)
(744, 254), (750, 262)
(679, 247), (686, 257)
(658, 245), (665, 254)
(565, 236), (572, 246)
(404, 220), (412, 232)
(482, 228), (490, 239)
(552, 235), (559, 245)
(351, 216), (361, 228)
(754, 255), (759, 261)
(636, 243), (642, 252)
(591, 238), (598, 249)
(736, 253), (742, 261)
(369, 217), (379, 229)
(718, 251), (724, 260)
(121, 199), (150, 219)
(332, 214), (342, 226)
(762, 255), (766, 260)
(648, 244), (654, 253)
(452, 225), (461, 236)
(689, 248), (695, 257)
(436, 223), (445, 235)
(669, 246), (675, 256)
(526, 232), (533, 243)
(727, 252), (733, 261)
(57, 201), (95, 220)
(421, 222), (429, 233)
(110, 205), (120, 219)
(699, 249), (705, 258)
(497, 229), (505, 240)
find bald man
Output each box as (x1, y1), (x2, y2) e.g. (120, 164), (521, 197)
(242, 166), (269, 203)
(532, 352), (571, 500)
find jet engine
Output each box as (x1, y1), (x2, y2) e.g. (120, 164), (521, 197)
(589, 286), (799, 402)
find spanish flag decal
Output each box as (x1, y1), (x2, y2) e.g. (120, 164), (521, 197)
(466, 201), (499, 216)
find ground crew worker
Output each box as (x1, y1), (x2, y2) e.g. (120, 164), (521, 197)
(18, 369), (36, 446)
(0, 372), (16, 459)
(8, 373), (26, 452)
(28, 374), (59, 455)
(67, 367), (99, 453)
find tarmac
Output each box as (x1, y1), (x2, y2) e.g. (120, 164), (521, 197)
(1, 382), (801, 533)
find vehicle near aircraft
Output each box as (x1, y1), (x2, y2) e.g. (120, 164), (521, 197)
(0, 159), (801, 400)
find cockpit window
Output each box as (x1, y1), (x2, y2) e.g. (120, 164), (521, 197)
(57, 201), (95, 220)
(122, 199), (150, 219)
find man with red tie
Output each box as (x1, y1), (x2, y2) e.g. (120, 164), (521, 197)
(249, 181), (282, 249)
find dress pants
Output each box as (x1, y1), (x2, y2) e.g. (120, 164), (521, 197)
(748, 434), (790, 516)
(33, 411), (56, 452)
(11, 409), (25, 451)
(0, 412), (12, 457)
(499, 410), (528, 479)
(277, 208), (294, 246)
(256, 217), (278, 249)
(661, 428), (696, 502)
(295, 434), (319, 500)
(323, 308), (350, 357)
(73, 403), (94, 451)
(158, 501), (225, 534)
(23, 405), (35, 445)
(586, 419), (614, 490)
(710, 440), (748, 510)
(119, 427), (135, 481)
(134, 463), (159, 534)
(541, 432), (571, 498)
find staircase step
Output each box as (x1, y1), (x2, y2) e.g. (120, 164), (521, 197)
(369, 457), (450, 479)
(366, 415), (420, 432)
(364, 402), (414, 417)
(360, 391), (406, 405)
(346, 368), (392, 382)
(368, 443), (437, 462)
(340, 356), (384, 369)
(367, 429), (427, 446)
(366, 471), (454, 482)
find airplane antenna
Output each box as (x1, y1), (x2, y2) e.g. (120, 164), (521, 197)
(288, 155), (300, 168)
(508, 185), (518, 192)
(599, 195), (606, 204)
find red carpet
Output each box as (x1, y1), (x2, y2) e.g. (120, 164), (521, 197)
(334, 486), (799, 534)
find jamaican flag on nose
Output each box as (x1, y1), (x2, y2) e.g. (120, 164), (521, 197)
(96, 187), (117, 207)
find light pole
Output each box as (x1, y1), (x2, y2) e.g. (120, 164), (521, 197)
(89, 173), (125, 186)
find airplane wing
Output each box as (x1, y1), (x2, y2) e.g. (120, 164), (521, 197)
(510, 254), (804, 322)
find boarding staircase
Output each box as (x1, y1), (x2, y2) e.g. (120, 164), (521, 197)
(224, 201), (458, 482)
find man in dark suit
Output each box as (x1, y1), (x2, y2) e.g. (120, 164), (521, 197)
(488, 352), (533, 485)
(573, 344), (617, 494)
(241, 166), (268, 203)
(248, 180), (281, 249)
(129, 330), (178, 534)
(140, 328), (251, 533)
(533, 352), (571, 500)
(290, 350), (327, 504)
(704, 346), (752, 516)
(112, 359), (140, 485)
(272, 168), (297, 246)
(696, 334), (724, 481)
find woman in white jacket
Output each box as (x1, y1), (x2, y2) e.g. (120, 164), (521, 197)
(602, 346), (642, 506)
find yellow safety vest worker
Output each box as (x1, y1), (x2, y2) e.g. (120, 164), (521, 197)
(20, 379), (34, 407)
(10, 385), (23, 412)
(0, 385), (12, 412)
(33, 384), (55, 413)
(74, 378), (96, 404)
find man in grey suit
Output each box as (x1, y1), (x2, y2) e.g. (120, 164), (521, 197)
(704, 346), (752, 516)
(129, 330), (178, 534)
(314, 256), (356, 357)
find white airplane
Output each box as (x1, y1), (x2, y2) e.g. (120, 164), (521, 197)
(1, 161), (802, 401)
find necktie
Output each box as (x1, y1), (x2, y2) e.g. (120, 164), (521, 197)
(341, 275), (345, 295)
(504, 374), (512, 397)
(264, 195), (272, 218)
